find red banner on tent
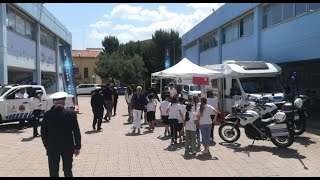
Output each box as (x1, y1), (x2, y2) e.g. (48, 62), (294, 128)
(192, 77), (209, 85)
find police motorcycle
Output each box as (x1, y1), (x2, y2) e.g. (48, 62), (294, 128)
(218, 95), (295, 148)
(249, 95), (308, 136)
(282, 72), (310, 135)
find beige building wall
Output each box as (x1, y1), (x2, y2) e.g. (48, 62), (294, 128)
(72, 49), (103, 85)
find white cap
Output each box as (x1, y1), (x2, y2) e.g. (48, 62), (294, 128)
(114, 87), (117, 90)
(36, 90), (43, 94)
(136, 86), (142, 90)
(50, 92), (68, 100)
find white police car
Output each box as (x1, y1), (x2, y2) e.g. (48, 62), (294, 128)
(0, 84), (76, 124)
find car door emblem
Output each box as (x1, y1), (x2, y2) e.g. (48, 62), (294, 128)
(19, 105), (25, 112)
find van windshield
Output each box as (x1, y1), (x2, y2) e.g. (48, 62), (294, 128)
(239, 77), (283, 94)
(190, 85), (201, 91)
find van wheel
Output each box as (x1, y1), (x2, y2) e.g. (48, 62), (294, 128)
(0, 114), (3, 124)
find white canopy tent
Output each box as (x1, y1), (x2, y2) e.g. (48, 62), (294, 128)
(151, 58), (222, 78)
(151, 58), (223, 99)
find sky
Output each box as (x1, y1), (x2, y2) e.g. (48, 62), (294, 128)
(45, 3), (225, 50)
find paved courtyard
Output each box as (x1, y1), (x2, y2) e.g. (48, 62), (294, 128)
(0, 96), (320, 177)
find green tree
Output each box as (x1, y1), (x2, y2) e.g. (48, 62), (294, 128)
(102, 36), (119, 55)
(152, 29), (181, 72)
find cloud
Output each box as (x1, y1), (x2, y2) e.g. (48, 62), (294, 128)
(89, 29), (108, 40)
(89, 21), (112, 28)
(89, 3), (225, 43)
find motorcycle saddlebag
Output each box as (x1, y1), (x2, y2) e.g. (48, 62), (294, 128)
(267, 123), (289, 137)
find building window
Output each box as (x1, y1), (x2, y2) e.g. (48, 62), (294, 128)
(240, 13), (254, 37)
(7, 7), (16, 31)
(15, 15), (26, 35)
(295, 3), (307, 15)
(272, 3), (283, 25)
(25, 21), (35, 40)
(200, 31), (218, 52)
(74, 68), (80, 74)
(41, 28), (56, 50)
(84, 68), (88, 78)
(6, 5), (36, 41)
(309, 3), (320, 11)
(223, 21), (239, 44)
(283, 3), (294, 20)
(263, 3), (320, 29)
(263, 4), (272, 29)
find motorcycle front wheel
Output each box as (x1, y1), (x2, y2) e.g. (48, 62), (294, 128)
(271, 132), (294, 148)
(218, 123), (241, 143)
(293, 118), (306, 135)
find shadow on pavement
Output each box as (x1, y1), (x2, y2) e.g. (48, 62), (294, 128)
(0, 123), (26, 134)
(181, 153), (196, 160)
(125, 132), (145, 136)
(102, 120), (110, 123)
(157, 135), (171, 141)
(219, 142), (307, 160)
(123, 122), (132, 125)
(21, 137), (36, 142)
(122, 114), (129, 117)
(164, 142), (185, 152)
(143, 130), (154, 134)
(195, 153), (219, 161)
(85, 130), (102, 134)
(294, 136), (316, 147)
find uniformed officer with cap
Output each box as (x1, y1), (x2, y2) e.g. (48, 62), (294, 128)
(91, 87), (104, 130)
(31, 90), (43, 137)
(41, 92), (81, 177)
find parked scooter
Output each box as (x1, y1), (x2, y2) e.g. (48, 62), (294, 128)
(218, 96), (295, 148)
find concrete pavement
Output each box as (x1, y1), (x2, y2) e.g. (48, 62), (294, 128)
(0, 96), (319, 177)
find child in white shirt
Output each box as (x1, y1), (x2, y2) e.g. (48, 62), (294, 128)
(146, 94), (157, 132)
(178, 97), (186, 143)
(167, 96), (184, 145)
(184, 103), (197, 155)
(159, 94), (171, 136)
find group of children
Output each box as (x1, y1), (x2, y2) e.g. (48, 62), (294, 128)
(146, 92), (219, 155)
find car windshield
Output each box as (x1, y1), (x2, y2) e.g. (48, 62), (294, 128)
(190, 85), (201, 91)
(239, 77), (283, 94)
(0, 87), (10, 96)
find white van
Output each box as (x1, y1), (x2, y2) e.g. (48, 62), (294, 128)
(181, 84), (201, 99)
(203, 60), (285, 114)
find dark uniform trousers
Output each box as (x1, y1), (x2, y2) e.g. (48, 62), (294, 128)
(113, 101), (118, 115)
(93, 109), (104, 129)
(47, 149), (74, 177)
(32, 109), (41, 136)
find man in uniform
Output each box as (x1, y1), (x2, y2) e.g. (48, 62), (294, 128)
(41, 92), (81, 177)
(31, 90), (43, 137)
(112, 87), (119, 116)
(15, 88), (29, 130)
(91, 88), (104, 131)
(102, 84), (114, 121)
